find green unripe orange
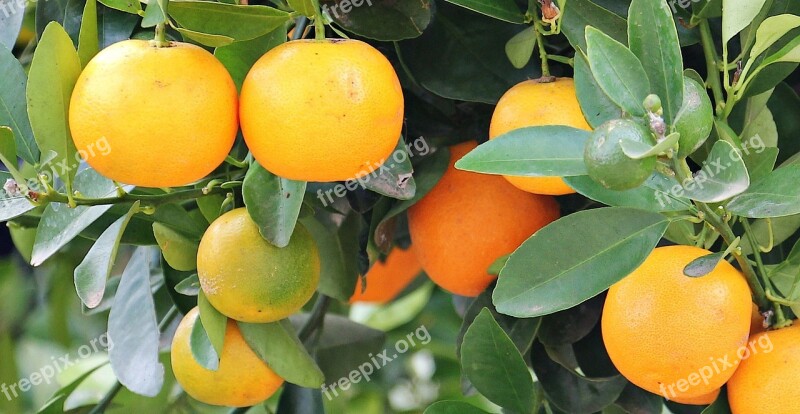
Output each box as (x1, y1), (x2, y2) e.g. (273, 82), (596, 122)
(584, 119), (657, 191)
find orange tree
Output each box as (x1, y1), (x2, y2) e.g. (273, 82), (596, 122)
(2, 0), (800, 412)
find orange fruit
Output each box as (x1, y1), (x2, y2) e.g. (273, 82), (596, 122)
(408, 141), (560, 297)
(350, 246), (422, 304)
(197, 208), (320, 323)
(727, 323), (799, 414)
(171, 307), (283, 407)
(602, 245), (752, 400)
(670, 389), (720, 405)
(489, 78), (591, 195)
(240, 39), (403, 182)
(70, 40), (237, 188)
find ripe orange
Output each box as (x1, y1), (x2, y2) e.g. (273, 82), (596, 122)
(408, 141), (560, 297)
(350, 246), (422, 304)
(489, 78), (591, 195)
(240, 39), (403, 182)
(197, 208), (320, 323)
(171, 307), (283, 407)
(69, 40), (238, 188)
(727, 323), (800, 414)
(602, 245), (752, 400)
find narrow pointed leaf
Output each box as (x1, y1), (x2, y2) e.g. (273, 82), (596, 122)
(454, 126), (590, 177)
(680, 140), (749, 203)
(77, 0), (100, 67)
(26, 23), (81, 191)
(461, 309), (535, 413)
(74, 202), (139, 308)
(243, 162), (306, 248)
(628, 0), (684, 123)
(108, 248), (165, 397)
(238, 320), (325, 388)
(445, 0), (524, 24)
(727, 164), (800, 218)
(493, 207), (669, 317)
(586, 27), (650, 117)
(683, 252), (725, 277)
(197, 291), (226, 357)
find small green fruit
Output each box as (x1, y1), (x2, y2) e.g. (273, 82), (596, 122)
(674, 77), (713, 158)
(584, 119), (657, 191)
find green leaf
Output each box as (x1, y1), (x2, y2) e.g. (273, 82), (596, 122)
(242, 162), (306, 248)
(99, 0), (143, 14)
(299, 215), (358, 302)
(424, 401), (491, 414)
(152, 223), (198, 271)
(238, 320), (325, 388)
(321, 0), (433, 41)
(169, 1), (290, 41)
(493, 207), (669, 318)
(0, 126), (16, 166)
(397, 2), (541, 104)
(681, 140), (750, 203)
(174, 273), (200, 296)
(537, 297), (602, 347)
(176, 28), (234, 47)
(586, 26), (649, 117)
(31, 169), (133, 266)
(97, 5), (139, 48)
(727, 164), (800, 218)
(198, 291), (227, 361)
(189, 313), (220, 371)
(461, 309), (535, 413)
(750, 14), (800, 59)
(531, 341), (627, 413)
(0, 45), (39, 165)
(37, 363), (106, 414)
(454, 126), (590, 177)
(0, 173), (36, 222)
(74, 202), (139, 308)
(141, 0), (168, 27)
(565, 173), (692, 212)
(722, 0), (768, 44)
(290, 313), (386, 382)
(620, 132), (681, 159)
(26, 22), (81, 192)
(574, 52), (622, 128)
(108, 248), (165, 397)
(364, 282), (433, 331)
(78, 0), (100, 67)
(628, 0), (684, 124)
(445, 0), (524, 23)
(287, 0), (315, 17)
(215, 27), (285, 91)
(683, 251), (725, 277)
(561, 0), (628, 52)
(0, 7), (24, 50)
(505, 26), (537, 69)
(362, 138), (417, 200)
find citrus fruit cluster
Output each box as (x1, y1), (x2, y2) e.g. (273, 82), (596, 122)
(69, 38), (403, 187)
(67, 36), (405, 407)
